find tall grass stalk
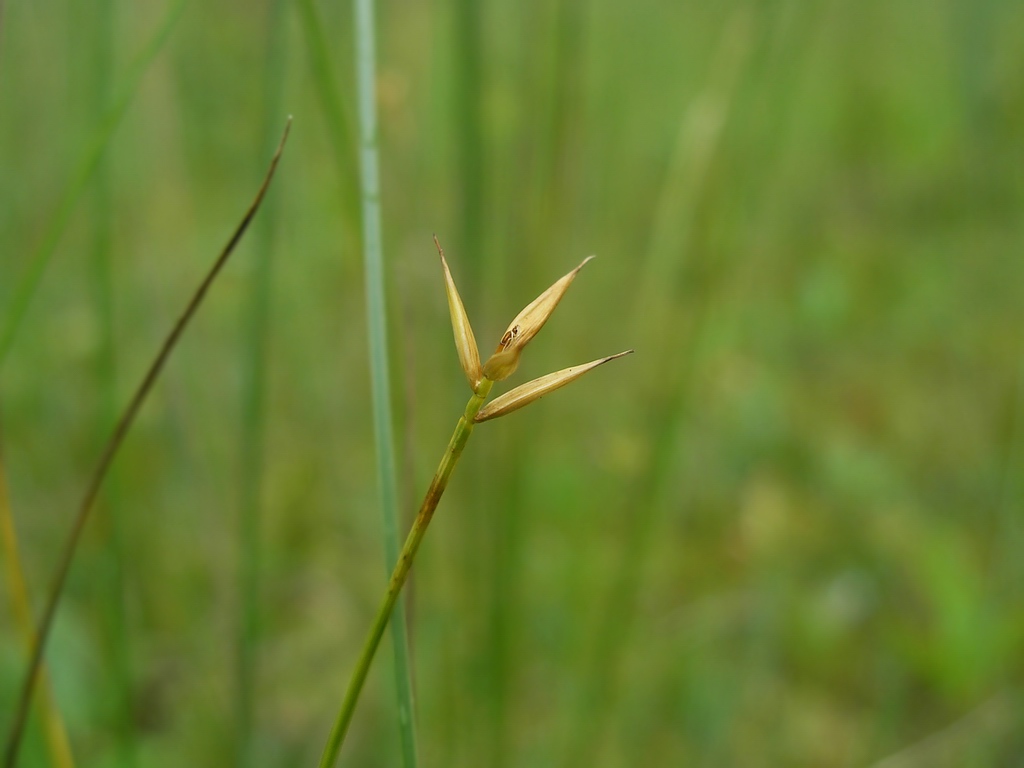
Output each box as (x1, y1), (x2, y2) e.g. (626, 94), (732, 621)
(2, 122), (291, 767)
(449, 2), (486, 762)
(486, 6), (588, 763)
(563, 12), (751, 765)
(350, 0), (419, 764)
(85, 0), (137, 763)
(452, 0), (484, 304)
(294, 0), (360, 244)
(234, 5), (288, 766)
(0, 457), (75, 768)
(0, 0), (186, 368)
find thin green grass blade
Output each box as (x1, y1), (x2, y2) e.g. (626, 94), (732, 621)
(452, 4), (487, 756)
(85, 0), (137, 763)
(234, 3), (288, 765)
(452, 0), (484, 305)
(630, 10), (751, 339)
(0, 0), (188, 369)
(0, 456), (75, 768)
(562, 11), (753, 766)
(482, 5), (589, 764)
(294, 0), (360, 239)
(353, 0), (418, 764)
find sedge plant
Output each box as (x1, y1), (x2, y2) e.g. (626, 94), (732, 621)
(318, 236), (632, 767)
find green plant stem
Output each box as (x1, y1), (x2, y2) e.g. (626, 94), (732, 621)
(233, 6), (287, 767)
(453, 0), (484, 305)
(294, 0), (360, 240)
(0, 457), (75, 768)
(352, 0), (418, 763)
(85, 1), (137, 763)
(0, 0), (186, 369)
(319, 380), (493, 768)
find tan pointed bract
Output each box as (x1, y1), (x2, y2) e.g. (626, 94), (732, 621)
(435, 235), (483, 391)
(475, 350), (634, 423)
(481, 255), (595, 380)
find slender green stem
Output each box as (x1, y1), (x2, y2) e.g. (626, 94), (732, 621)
(352, 0), (419, 763)
(294, 0), (360, 240)
(0, 0), (187, 369)
(453, 0), (484, 305)
(234, 6), (287, 767)
(86, 1), (138, 763)
(0, 456), (75, 768)
(319, 381), (493, 768)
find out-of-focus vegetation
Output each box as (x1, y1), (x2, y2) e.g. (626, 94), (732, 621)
(2, 1), (1023, 766)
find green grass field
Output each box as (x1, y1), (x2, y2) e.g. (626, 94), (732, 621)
(2, 1), (1023, 765)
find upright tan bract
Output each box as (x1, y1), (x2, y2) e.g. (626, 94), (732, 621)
(435, 235), (483, 391)
(482, 256), (596, 383)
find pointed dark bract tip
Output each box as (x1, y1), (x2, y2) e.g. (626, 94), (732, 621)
(604, 349), (634, 362)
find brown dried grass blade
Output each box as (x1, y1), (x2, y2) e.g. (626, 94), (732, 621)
(2, 118), (292, 768)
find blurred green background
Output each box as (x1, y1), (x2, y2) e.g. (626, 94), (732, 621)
(2, 0), (1024, 766)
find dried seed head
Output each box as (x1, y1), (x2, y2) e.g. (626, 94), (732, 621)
(435, 235), (482, 391)
(475, 350), (633, 422)
(481, 255), (595, 380)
